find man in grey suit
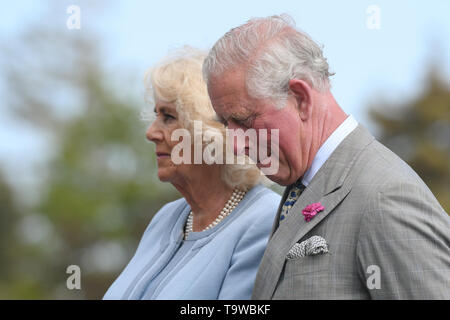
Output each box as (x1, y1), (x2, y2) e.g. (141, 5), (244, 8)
(204, 14), (450, 299)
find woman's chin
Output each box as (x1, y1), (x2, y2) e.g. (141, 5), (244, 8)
(157, 168), (174, 183)
(157, 172), (170, 182)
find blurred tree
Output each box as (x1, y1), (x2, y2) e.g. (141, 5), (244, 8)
(369, 67), (450, 214)
(1, 23), (178, 298)
(0, 169), (20, 299)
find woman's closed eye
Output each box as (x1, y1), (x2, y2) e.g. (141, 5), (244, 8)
(153, 110), (176, 123)
(153, 106), (177, 124)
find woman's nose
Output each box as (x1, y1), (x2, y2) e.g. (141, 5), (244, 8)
(146, 122), (163, 142)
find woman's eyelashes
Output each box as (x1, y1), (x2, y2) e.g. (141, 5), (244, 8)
(163, 113), (176, 123)
(153, 110), (176, 123)
(153, 106), (177, 124)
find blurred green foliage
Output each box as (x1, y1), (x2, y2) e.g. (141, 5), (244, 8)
(370, 68), (450, 213)
(0, 27), (178, 298)
(0, 171), (19, 298)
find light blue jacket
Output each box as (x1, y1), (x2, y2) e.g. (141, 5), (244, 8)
(103, 184), (280, 300)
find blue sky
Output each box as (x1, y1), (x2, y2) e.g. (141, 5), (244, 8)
(1, 0), (450, 189)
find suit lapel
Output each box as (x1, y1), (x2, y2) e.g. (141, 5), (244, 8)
(252, 125), (375, 300)
(254, 183), (351, 299)
(285, 183), (351, 250)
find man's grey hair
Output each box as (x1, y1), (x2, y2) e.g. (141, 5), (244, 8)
(203, 14), (334, 108)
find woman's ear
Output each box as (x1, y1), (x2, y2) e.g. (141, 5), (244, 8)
(288, 79), (313, 121)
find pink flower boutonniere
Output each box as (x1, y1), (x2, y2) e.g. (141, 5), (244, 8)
(302, 203), (325, 222)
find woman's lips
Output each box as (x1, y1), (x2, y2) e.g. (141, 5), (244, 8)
(156, 152), (170, 159)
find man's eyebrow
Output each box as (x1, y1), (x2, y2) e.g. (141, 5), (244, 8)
(231, 110), (252, 121)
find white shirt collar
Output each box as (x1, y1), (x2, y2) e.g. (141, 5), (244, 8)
(301, 114), (358, 186)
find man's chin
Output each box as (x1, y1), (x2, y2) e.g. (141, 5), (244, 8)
(265, 174), (291, 186)
(257, 167), (289, 186)
(259, 162), (298, 186)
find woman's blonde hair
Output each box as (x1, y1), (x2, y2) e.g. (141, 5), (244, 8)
(143, 46), (270, 189)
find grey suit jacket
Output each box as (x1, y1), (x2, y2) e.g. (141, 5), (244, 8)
(252, 125), (450, 299)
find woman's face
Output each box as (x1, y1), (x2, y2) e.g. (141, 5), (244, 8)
(146, 99), (189, 182)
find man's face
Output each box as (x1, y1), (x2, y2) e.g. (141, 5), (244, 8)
(208, 69), (306, 186)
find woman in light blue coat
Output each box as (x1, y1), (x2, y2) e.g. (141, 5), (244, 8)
(103, 47), (280, 300)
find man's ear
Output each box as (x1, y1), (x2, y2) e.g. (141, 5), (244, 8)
(288, 79), (313, 121)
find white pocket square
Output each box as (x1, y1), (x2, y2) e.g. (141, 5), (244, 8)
(287, 235), (329, 260)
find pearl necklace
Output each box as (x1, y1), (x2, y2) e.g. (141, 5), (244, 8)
(184, 188), (247, 239)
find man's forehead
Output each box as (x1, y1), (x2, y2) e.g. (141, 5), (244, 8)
(209, 68), (246, 97)
(209, 75), (251, 113)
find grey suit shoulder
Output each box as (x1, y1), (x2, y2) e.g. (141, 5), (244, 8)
(252, 125), (450, 300)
